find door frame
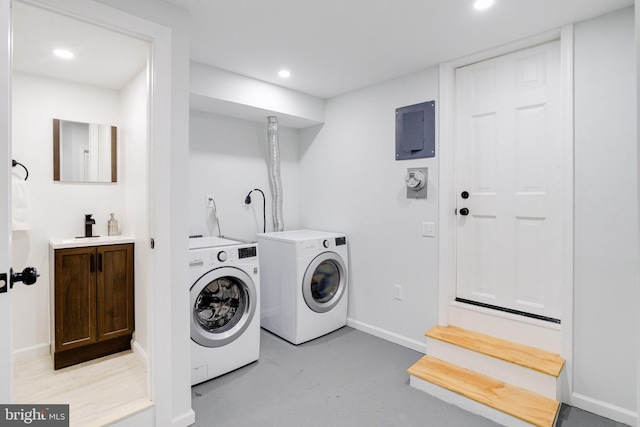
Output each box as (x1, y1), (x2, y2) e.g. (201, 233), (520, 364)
(10, 0), (186, 424)
(0, 0), (11, 405)
(437, 25), (574, 402)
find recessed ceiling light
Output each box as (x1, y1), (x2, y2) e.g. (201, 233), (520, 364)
(474, 0), (494, 10)
(53, 49), (74, 59)
(278, 69), (291, 78)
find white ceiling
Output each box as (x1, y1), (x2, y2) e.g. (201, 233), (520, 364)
(168, 0), (633, 99)
(11, 0), (635, 98)
(12, 1), (149, 90)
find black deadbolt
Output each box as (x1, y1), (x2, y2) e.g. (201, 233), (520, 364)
(461, 191), (469, 199)
(459, 208), (470, 216)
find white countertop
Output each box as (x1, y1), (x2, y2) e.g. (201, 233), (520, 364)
(49, 235), (135, 249)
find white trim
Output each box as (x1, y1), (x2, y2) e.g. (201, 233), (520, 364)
(438, 23), (574, 400)
(437, 62), (456, 327)
(444, 28), (563, 69)
(171, 410), (196, 427)
(133, 340), (149, 373)
(12, 343), (49, 362)
(409, 375), (543, 427)
(559, 24), (575, 406)
(426, 337), (559, 399)
(570, 392), (638, 426)
(447, 302), (562, 353)
(21, 2), (177, 426)
(346, 318), (426, 354)
(637, 4), (640, 426)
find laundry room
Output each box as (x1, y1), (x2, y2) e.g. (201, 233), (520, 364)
(187, 64), (439, 351)
(2, 0), (639, 426)
(186, 5), (638, 425)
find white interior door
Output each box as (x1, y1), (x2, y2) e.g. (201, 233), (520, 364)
(455, 40), (563, 322)
(0, 0), (12, 404)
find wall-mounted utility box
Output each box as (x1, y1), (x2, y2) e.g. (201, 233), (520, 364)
(405, 167), (428, 199)
(395, 101), (435, 160)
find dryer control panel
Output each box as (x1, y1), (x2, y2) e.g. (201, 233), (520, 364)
(295, 236), (347, 257)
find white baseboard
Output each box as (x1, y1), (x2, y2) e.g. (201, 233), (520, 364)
(13, 342), (50, 361)
(172, 409), (195, 427)
(571, 392), (637, 426)
(132, 340), (149, 371)
(346, 317), (426, 353)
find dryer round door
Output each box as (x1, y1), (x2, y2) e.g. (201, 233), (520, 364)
(190, 266), (257, 348)
(302, 251), (347, 313)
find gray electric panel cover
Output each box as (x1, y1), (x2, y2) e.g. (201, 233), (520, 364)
(395, 101), (435, 160)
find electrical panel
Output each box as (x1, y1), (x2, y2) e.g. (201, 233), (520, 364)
(395, 101), (435, 160)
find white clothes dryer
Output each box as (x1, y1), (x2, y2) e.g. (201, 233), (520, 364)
(257, 230), (348, 345)
(188, 236), (260, 385)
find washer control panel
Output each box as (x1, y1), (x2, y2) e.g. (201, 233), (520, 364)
(188, 244), (258, 270)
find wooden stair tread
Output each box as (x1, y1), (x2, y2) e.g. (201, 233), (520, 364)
(426, 326), (564, 377)
(408, 355), (560, 427)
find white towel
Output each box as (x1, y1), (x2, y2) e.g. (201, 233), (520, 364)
(12, 172), (33, 231)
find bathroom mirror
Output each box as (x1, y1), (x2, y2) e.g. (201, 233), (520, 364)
(53, 118), (117, 183)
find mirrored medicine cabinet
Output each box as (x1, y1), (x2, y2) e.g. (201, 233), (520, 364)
(53, 118), (117, 183)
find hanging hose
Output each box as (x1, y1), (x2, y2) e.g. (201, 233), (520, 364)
(267, 116), (284, 232)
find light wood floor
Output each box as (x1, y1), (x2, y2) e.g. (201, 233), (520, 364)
(14, 351), (153, 427)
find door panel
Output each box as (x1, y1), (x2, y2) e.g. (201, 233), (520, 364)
(97, 244), (134, 341)
(456, 41), (563, 321)
(54, 248), (97, 351)
(0, 0), (11, 403)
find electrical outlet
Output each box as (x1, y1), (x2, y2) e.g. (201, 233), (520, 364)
(393, 285), (403, 301)
(206, 194), (215, 208)
(422, 222), (436, 237)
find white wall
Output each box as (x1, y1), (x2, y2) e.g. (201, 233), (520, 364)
(121, 68), (150, 358)
(11, 72), (126, 354)
(298, 68), (440, 351)
(190, 62), (324, 128)
(188, 112), (300, 242)
(95, 1), (194, 424)
(573, 7), (638, 421)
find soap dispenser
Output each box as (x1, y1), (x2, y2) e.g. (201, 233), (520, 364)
(107, 213), (120, 236)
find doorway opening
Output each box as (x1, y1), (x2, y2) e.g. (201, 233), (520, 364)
(11, 1), (153, 423)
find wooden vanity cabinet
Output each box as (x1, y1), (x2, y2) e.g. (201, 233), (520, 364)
(52, 243), (134, 369)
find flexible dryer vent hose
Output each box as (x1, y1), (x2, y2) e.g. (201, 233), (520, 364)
(267, 116), (284, 232)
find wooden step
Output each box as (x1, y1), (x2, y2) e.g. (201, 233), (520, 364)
(408, 355), (560, 427)
(426, 326), (564, 377)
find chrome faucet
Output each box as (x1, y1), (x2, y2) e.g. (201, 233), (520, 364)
(84, 214), (96, 237)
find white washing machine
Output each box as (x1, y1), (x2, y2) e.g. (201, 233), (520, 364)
(188, 236), (260, 385)
(257, 230), (348, 345)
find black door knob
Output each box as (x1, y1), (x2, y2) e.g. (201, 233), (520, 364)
(11, 267), (39, 287)
(459, 208), (470, 216)
(461, 191), (469, 199)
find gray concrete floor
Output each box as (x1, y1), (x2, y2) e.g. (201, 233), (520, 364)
(191, 327), (628, 426)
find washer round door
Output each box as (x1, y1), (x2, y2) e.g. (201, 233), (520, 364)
(190, 266), (257, 348)
(302, 251), (347, 313)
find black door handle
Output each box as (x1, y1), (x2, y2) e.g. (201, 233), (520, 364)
(459, 208), (470, 216)
(11, 267), (39, 287)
